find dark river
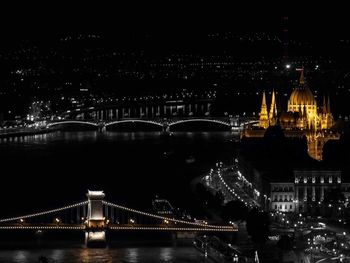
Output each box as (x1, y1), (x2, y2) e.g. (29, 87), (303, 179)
(0, 246), (210, 263)
(0, 131), (237, 262)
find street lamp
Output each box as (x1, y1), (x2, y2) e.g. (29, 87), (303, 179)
(308, 237), (316, 263)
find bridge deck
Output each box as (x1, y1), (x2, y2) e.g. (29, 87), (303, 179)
(0, 224), (237, 232)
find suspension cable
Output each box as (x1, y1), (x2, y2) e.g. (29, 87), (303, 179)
(0, 201), (88, 223)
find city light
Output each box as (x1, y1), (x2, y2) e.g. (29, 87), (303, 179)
(1, 16), (350, 263)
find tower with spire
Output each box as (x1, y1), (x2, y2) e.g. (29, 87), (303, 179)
(320, 94), (334, 129)
(250, 68), (338, 161)
(269, 90), (277, 125)
(259, 91), (269, 129)
(299, 67), (305, 86)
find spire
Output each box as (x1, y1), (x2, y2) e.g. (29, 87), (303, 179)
(262, 90), (267, 108)
(323, 95), (327, 114)
(327, 94), (331, 113)
(269, 90), (277, 120)
(259, 91), (269, 129)
(255, 251), (260, 263)
(299, 68), (305, 86)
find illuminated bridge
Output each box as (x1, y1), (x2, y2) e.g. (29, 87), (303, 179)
(46, 116), (258, 132)
(0, 191), (237, 246)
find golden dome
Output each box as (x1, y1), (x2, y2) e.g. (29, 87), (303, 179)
(289, 87), (316, 105)
(289, 68), (316, 105)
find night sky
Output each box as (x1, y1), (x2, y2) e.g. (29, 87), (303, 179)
(1, 3), (350, 44)
(2, 3), (350, 215)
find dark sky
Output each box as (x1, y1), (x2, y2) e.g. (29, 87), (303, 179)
(1, 3), (350, 43)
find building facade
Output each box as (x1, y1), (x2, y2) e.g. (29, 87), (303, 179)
(260, 69), (334, 131)
(270, 182), (295, 212)
(270, 170), (349, 213)
(244, 69), (340, 160)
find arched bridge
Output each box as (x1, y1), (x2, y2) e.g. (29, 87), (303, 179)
(46, 117), (258, 132)
(0, 190), (237, 247)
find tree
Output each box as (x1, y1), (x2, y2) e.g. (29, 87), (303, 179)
(195, 183), (223, 208)
(324, 188), (345, 205)
(324, 188), (345, 218)
(246, 208), (270, 245)
(221, 200), (248, 221)
(277, 235), (293, 251)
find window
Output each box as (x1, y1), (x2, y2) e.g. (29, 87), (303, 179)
(290, 205), (293, 209)
(275, 205), (277, 210)
(279, 205), (282, 209)
(285, 205), (287, 210)
(289, 195), (293, 201)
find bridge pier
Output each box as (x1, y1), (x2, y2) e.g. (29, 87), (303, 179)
(162, 123), (170, 133)
(98, 123), (106, 133)
(85, 190), (107, 248)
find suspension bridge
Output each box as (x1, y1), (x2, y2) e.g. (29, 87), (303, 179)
(0, 191), (237, 247)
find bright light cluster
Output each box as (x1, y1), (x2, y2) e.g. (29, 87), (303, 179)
(217, 170), (255, 209)
(109, 226), (236, 232)
(47, 120), (98, 128)
(167, 118), (230, 127)
(103, 201), (235, 230)
(0, 201), (88, 223)
(0, 226), (84, 230)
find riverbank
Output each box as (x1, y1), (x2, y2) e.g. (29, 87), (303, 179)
(0, 127), (58, 139)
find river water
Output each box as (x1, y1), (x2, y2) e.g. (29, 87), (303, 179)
(0, 246), (210, 263)
(0, 131), (237, 262)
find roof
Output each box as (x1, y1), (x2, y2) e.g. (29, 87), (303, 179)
(289, 87), (316, 106)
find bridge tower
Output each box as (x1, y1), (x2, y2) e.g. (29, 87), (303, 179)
(229, 115), (240, 128)
(97, 122), (106, 133)
(85, 190), (107, 247)
(162, 119), (170, 133)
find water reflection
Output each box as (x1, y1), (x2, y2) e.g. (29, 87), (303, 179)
(0, 131), (234, 146)
(12, 250), (28, 263)
(51, 249), (64, 261)
(160, 247), (172, 261)
(1, 247), (207, 263)
(125, 248), (139, 263)
(0, 130), (235, 262)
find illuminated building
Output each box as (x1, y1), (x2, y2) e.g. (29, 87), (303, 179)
(260, 69), (334, 131)
(270, 170), (350, 213)
(251, 69), (340, 160)
(259, 91), (269, 129)
(270, 182), (295, 212)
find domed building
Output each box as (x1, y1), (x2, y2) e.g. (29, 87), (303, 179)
(246, 69), (340, 160)
(288, 69), (317, 112)
(259, 69), (334, 132)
